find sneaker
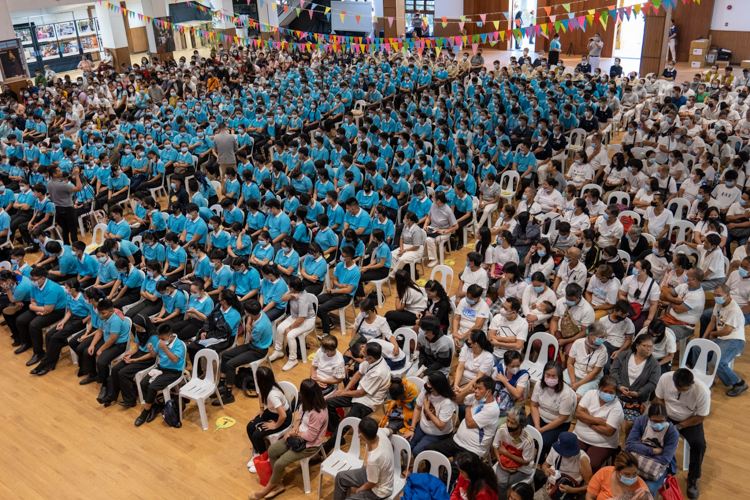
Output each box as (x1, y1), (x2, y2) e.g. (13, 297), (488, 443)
(248, 457), (257, 473)
(727, 381), (748, 397)
(268, 350), (285, 362)
(282, 360), (298, 371)
(213, 391), (235, 406)
(687, 479), (699, 499)
(427, 260), (438, 268)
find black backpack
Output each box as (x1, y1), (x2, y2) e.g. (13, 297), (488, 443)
(162, 399), (182, 428)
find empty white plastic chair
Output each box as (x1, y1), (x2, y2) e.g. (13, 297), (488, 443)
(618, 250), (631, 273)
(86, 223), (108, 252)
(387, 435), (412, 500)
(430, 265), (454, 294)
(266, 381), (299, 445)
(669, 220), (695, 249)
(178, 348), (224, 430)
(371, 275), (393, 308)
(498, 171), (520, 206)
(412, 450), (452, 490)
(668, 198), (691, 221)
(680, 338), (721, 388)
(210, 204), (223, 217)
(520, 332), (559, 383)
(391, 328), (418, 377)
(607, 191), (630, 207)
(317, 417), (363, 500)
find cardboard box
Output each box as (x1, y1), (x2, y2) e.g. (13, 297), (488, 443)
(691, 60), (705, 68)
(717, 61), (730, 68)
(707, 49), (718, 64)
(692, 47), (706, 56)
(690, 38), (711, 49)
(742, 60), (750, 68)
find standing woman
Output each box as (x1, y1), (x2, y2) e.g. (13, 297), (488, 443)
(530, 361), (578, 459)
(453, 329), (495, 392)
(574, 376), (625, 472)
(246, 366), (292, 473)
(253, 379), (329, 500)
(384, 269), (427, 331)
(355, 228), (391, 299)
(451, 452), (500, 500)
(610, 334), (661, 438)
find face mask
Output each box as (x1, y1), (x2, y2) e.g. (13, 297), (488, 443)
(715, 296), (726, 305)
(533, 285), (545, 293)
(739, 267), (749, 278)
(97, 256), (107, 264)
(171, 183), (177, 190)
(650, 422), (668, 432)
(537, 250), (546, 257)
(603, 213), (610, 221)
(683, 274), (689, 283)
(593, 337), (606, 346)
(544, 377), (558, 387)
(599, 391), (616, 403)
(465, 298), (476, 306)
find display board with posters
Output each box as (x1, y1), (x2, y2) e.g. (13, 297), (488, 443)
(60, 40), (79, 56)
(56, 22), (76, 40)
(76, 19), (97, 35)
(15, 28), (32, 45)
(12, 18), (104, 73)
(39, 42), (60, 60)
(36, 25), (56, 42)
(81, 36), (99, 54)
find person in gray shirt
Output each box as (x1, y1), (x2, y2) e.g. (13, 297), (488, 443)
(425, 192), (458, 267)
(390, 211), (426, 279)
(46, 166), (83, 245)
(477, 173), (502, 229)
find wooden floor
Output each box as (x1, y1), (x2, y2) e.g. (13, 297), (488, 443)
(2, 51), (746, 500)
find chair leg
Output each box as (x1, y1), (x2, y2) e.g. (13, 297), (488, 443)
(317, 472), (324, 500)
(683, 439), (690, 471)
(198, 397), (209, 431)
(375, 282), (383, 308)
(339, 309), (346, 333)
(301, 332), (308, 363)
(301, 456), (312, 494)
(179, 394), (184, 421)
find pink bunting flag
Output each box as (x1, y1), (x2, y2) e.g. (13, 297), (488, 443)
(479, 14), (486, 23)
(471, 43), (478, 54)
(458, 21), (464, 31)
(388, 17), (393, 27)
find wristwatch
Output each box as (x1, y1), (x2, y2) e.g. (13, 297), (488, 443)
(676, 423), (684, 431)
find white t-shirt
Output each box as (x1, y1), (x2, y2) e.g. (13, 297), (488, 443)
(563, 211), (592, 233)
(544, 448), (590, 483)
(594, 216), (624, 248)
(488, 314), (529, 357)
(574, 390), (624, 449)
(528, 257), (555, 279)
(655, 372), (711, 422)
(567, 162), (594, 188)
(587, 275), (620, 307)
(492, 426), (536, 475)
(535, 188), (565, 213)
(555, 261), (588, 298)
(712, 184), (741, 210)
(353, 359), (391, 406)
(696, 244), (726, 281)
(266, 387), (290, 414)
(712, 299), (746, 341)
(461, 266), (489, 292)
(452, 394), (500, 456)
(598, 314), (636, 348)
(312, 348), (346, 382)
(458, 344), (495, 384)
(568, 338), (608, 380)
(401, 287), (427, 314)
(354, 314), (393, 342)
(369, 338), (406, 362)
(669, 283), (706, 325)
(619, 275), (660, 311)
(415, 390), (455, 436)
(498, 280), (528, 303)
(494, 244), (520, 267)
(628, 355), (647, 385)
(366, 428), (395, 498)
(726, 270), (750, 308)
(644, 207), (674, 237)
(553, 297), (596, 330)
(456, 298), (491, 335)
(531, 383), (577, 423)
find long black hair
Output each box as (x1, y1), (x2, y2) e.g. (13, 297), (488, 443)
(501, 262), (523, 284)
(455, 452), (499, 500)
(299, 378), (327, 413)
(476, 226), (492, 259)
(540, 361), (565, 393)
(395, 269), (421, 299)
(256, 366), (283, 406)
(468, 329), (493, 354)
(218, 288), (242, 315)
(425, 371), (455, 401)
(424, 279), (450, 304)
(531, 239), (552, 265)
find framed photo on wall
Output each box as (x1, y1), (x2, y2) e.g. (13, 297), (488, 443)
(0, 39), (30, 80)
(56, 22), (76, 40)
(77, 19), (96, 35)
(14, 28), (32, 45)
(36, 25), (56, 42)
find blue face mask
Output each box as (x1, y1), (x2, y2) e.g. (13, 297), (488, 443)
(537, 250), (546, 257)
(522, 194), (528, 201)
(603, 213), (610, 221)
(620, 475), (638, 486)
(632, 268), (639, 276)
(593, 337), (606, 346)
(97, 256), (107, 264)
(727, 181), (735, 187)
(599, 391), (616, 403)
(563, 257), (569, 264)
(739, 267), (749, 278)
(533, 285), (545, 293)
(171, 183), (177, 190)
(683, 274), (689, 283)
(465, 298), (477, 305)
(476, 396), (487, 404)
(650, 422), (668, 432)
(669, 262), (675, 270)
(652, 248), (659, 255)
(715, 296), (726, 305)
(697, 194), (703, 201)
(566, 299), (577, 307)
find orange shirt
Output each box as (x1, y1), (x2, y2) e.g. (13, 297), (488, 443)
(587, 466), (647, 500)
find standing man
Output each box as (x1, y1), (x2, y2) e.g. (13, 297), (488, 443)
(588, 33), (604, 71)
(212, 122), (238, 179)
(668, 18), (678, 63)
(47, 166), (83, 245)
(548, 33), (561, 66)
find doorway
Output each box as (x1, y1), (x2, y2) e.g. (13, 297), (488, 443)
(511, 0), (537, 51)
(614, 0), (645, 61)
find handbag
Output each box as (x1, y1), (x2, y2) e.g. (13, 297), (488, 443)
(285, 435), (307, 453)
(559, 306), (581, 339)
(630, 278), (655, 321)
(633, 452), (668, 482)
(658, 474), (685, 500)
(253, 452), (273, 486)
(499, 443), (523, 469)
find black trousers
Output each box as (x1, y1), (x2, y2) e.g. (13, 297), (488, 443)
(95, 191), (128, 212)
(79, 340), (128, 384)
(220, 342), (268, 386)
(140, 368), (182, 404)
(316, 293), (353, 334)
(302, 278), (324, 296)
(126, 300), (162, 321)
(385, 310), (418, 332)
(3, 302), (29, 339)
(356, 267), (389, 297)
(113, 287), (142, 310)
(247, 408), (294, 454)
(323, 397), (373, 453)
(68, 332), (93, 375)
(17, 308), (66, 355)
(112, 350), (154, 404)
(48, 272), (77, 284)
(671, 419), (706, 481)
(55, 206), (79, 245)
(9, 211), (31, 242)
(170, 317), (204, 341)
(187, 336), (232, 366)
(38, 315), (86, 369)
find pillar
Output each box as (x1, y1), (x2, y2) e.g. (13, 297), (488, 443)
(640, 6), (671, 77)
(257, 0), (280, 41)
(95, 1), (131, 71)
(382, 0), (405, 40)
(210, 0), (237, 39)
(141, 0), (174, 61)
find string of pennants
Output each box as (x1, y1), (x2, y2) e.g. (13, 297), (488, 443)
(94, 0), (699, 54)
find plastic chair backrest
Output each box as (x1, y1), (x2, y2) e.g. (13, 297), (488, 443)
(673, 244), (698, 259)
(727, 135), (742, 154)
(406, 376), (425, 394)
(569, 128), (586, 149)
(523, 332), (558, 367)
(278, 380), (299, 413)
(210, 204), (223, 216)
(525, 425), (544, 470)
(683, 154), (695, 172)
(499, 170), (520, 193)
(430, 265), (454, 293)
(667, 198), (690, 220)
(0, 261), (10, 271)
(192, 348), (221, 386)
(618, 250), (631, 271)
(92, 223), (108, 246)
(132, 235), (142, 249)
(669, 220), (695, 246)
(607, 191), (629, 207)
(412, 450), (452, 487)
(680, 338), (720, 387)
(335, 417), (362, 458)
(390, 434), (412, 480)
(394, 327), (417, 362)
(642, 233), (656, 245)
(581, 184), (602, 198)
(211, 180), (221, 194)
(618, 210), (642, 226)
(631, 147), (647, 159)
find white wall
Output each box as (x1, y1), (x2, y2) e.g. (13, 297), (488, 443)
(11, 7), (91, 25)
(434, 0), (462, 19)
(124, 1), (146, 28)
(711, 0), (750, 32)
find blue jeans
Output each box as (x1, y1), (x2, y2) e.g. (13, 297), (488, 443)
(409, 421), (452, 457)
(644, 468), (669, 497)
(688, 336), (746, 386)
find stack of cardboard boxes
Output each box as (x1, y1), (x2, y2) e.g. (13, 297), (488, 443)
(689, 37), (712, 68)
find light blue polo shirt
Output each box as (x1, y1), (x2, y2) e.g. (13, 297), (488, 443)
(114, 240), (139, 258)
(67, 292), (90, 318)
(232, 267), (261, 296)
(120, 267), (145, 289)
(76, 252), (99, 278)
(230, 234), (253, 256)
(143, 274), (165, 295)
(168, 213), (186, 234)
(143, 242), (166, 263)
(139, 334), (161, 354)
(98, 258), (119, 284)
(184, 217), (208, 244)
(334, 262), (361, 296)
(57, 246), (79, 275)
(327, 205), (345, 229)
(166, 245), (187, 269)
(106, 219), (132, 241)
(407, 196), (433, 221)
(260, 277), (289, 310)
(193, 255), (212, 279)
(315, 227), (339, 253)
(275, 248), (300, 276)
(221, 306), (242, 337)
(303, 255), (327, 282)
(344, 208), (372, 235)
(102, 313), (131, 344)
(250, 311), (273, 349)
(209, 229), (231, 250)
(150, 210), (167, 231)
(224, 207), (245, 225)
(210, 265), (233, 289)
(31, 278), (67, 310)
(12, 276), (33, 302)
(157, 337), (187, 371)
(189, 294), (214, 316)
(252, 242), (275, 262)
(375, 242), (393, 268)
(265, 211), (292, 240)
(160, 289), (188, 314)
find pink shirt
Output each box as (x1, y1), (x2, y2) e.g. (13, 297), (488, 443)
(299, 409), (328, 447)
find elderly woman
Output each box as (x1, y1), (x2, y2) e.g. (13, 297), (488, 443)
(493, 407), (537, 499)
(619, 224), (650, 262)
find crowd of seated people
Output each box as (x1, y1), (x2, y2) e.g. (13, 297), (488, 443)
(3, 42), (749, 500)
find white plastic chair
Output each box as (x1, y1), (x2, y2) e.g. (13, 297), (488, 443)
(387, 435), (412, 500)
(317, 417), (363, 500)
(642, 233), (656, 246)
(566, 128), (586, 155)
(337, 297), (358, 333)
(391, 328), (417, 377)
(498, 171), (520, 206)
(727, 135), (742, 154)
(679, 338), (721, 388)
(607, 191), (630, 207)
(521, 426), (544, 484)
(371, 275), (393, 308)
(247, 353), (274, 396)
(536, 212), (561, 240)
(430, 265), (454, 293)
(462, 196), (481, 247)
(265, 381), (299, 445)
(135, 360), (185, 405)
(406, 376), (425, 394)
(618, 250), (631, 273)
(210, 204), (223, 217)
(412, 450), (452, 490)
(211, 180), (221, 196)
(296, 295), (318, 363)
(581, 183), (602, 199)
(520, 332), (559, 383)
(669, 220), (695, 248)
(0, 260), (10, 270)
(86, 223), (108, 252)
(668, 198), (691, 221)
(178, 348), (224, 430)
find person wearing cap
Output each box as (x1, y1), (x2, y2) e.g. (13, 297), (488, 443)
(539, 432), (592, 499)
